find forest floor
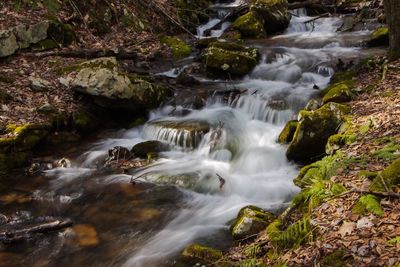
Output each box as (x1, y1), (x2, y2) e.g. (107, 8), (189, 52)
(227, 59), (400, 266)
(0, 0), (173, 127)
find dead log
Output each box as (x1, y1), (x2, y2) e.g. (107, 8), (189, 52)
(0, 219), (73, 243)
(29, 48), (138, 60)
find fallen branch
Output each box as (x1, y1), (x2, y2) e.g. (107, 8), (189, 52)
(332, 188), (400, 200)
(203, 4), (249, 36)
(303, 13), (330, 24)
(0, 219), (73, 243)
(29, 48), (138, 60)
(216, 173), (226, 189)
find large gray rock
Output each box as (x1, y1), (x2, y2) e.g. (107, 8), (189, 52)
(67, 57), (168, 111)
(0, 30), (18, 57)
(14, 21), (49, 49)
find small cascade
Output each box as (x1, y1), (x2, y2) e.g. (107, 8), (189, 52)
(143, 119), (211, 149)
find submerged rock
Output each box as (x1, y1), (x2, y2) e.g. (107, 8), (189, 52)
(250, 0), (291, 34)
(366, 27), (389, 47)
(131, 140), (170, 159)
(202, 41), (259, 76)
(67, 57), (168, 111)
(286, 103), (350, 162)
(181, 244), (223, 263)
(232, 11), (265, 38)
(231, 205), (275, 239)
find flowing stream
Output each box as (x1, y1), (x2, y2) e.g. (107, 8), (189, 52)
(0, 3), (386, 267)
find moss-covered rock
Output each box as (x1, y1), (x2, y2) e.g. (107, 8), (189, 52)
(231, 205), (276, 239)
(325, 133), (356, 155)
(366, 27), (389, 47)
(0, 123), (49, 153)
(322, 82), (354, 104)
(352, 194), (384, 216)
(278, 120), (298, 144)
(72, 109), (100, 134)
(181, 244), (222, 263)
(0, 152), (31, 174)
(304, 99), (320, 111)
(203, 41), (259, 76)
(286, 103), (350, 162)
(369, 158), (400, 192)
(0, 30), (18, 58)
(67, 57), (168, 111)
(232, 11), (266, 38)
(160, 35), (191, 59)
(250, 0), (291, 34)
(131, 140), (170, 159)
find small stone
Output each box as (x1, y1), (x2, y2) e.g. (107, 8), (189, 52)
(37, 103), (57, 114)
(29, 76), (53, 91)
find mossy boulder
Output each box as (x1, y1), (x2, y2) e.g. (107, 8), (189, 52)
(366, 27), (389, 47)
(67, 57), (168, 111)
(369, 159), (400, 192)
(250, 0), (291, 34)
(203, 41), (260, 76)
(181, 244), (222, 263)
(325, 133), (356, 155)
(232, 11), (266, 38)
(231, 205), (276, 239)
(278, 120), (298, 144)
(0, 124), (49, 173)
(286, 103), (350, 162)
(322, 82), (354, 104)
(160, 36), (191, 59)
(72, 109), (100, 134)
(131, 140), (170, 159)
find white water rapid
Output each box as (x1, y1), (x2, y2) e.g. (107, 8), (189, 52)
(39, 6), (381, 267)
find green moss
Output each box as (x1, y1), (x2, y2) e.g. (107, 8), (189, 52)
(231, 205), (276, 239)
(372, 143), (400, 161)
(278, 120), (298, 144)
(367, 27), (389, 47)
(322, 82), (354, 104)
(0, 123), (49, 153)
(321, 249), (353, 267)
(330, 71), (356, 84)
(387, 236), (400, 245)
(357, 170), (378, 180)
(232, 11), (265, 38)
(369, 158), (400, 192)
(55, 57), (115, 75)
(325, 133), (356, 155)
(286, 103), (350, 162)
(181, 244), (222, 263)
(160, 36), (192, 59)
(203, 41), (260, 76)
(47, 20), (76, 45)
(267, 217), (312, 249)
(294, 152), (354, 188)
(352, 194), (384, 216)
(237, 259), (268, 267)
